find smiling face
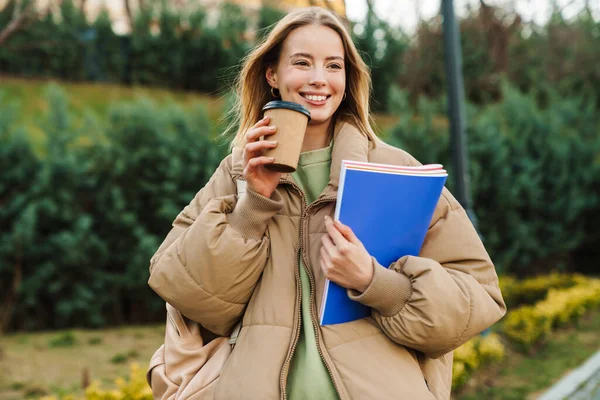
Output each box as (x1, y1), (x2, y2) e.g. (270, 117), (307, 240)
(266, 24), (346, 132)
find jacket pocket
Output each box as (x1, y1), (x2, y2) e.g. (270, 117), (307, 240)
(146, 345), (179, 399)
(186, 378), (219, 399)
(177, 337), (233, 399)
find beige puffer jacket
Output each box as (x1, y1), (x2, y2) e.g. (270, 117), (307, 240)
(148, 122), (506, 400)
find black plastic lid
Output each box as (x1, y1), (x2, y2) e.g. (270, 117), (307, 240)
(262, 100), (311, 121)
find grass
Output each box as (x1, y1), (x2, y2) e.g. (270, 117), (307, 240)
(455, 309), (600, 400)
(1, 76), (229, 144)
(0, 75), (401, 142)
(0, 311), (597, 399)
(0, 325), (165, 400)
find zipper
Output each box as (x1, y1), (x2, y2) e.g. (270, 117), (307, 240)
(278, 179), (305, 400)
(277, 177), (342, 399)
(279, 239), (303, 399)
(302, 195), (342, 400)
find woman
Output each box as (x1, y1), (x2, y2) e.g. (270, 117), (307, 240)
(148, 7), (506, 400)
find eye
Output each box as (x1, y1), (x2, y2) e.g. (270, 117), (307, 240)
(328, 63), (343, 69)
(294, 60), (310, 67)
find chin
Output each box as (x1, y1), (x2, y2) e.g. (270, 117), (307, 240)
(307, 109), (334, 121)
(308, 117), (334, 127)
(308, 116), (332, 125)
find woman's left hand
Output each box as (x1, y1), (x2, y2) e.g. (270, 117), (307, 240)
(320, 215), (374, 293)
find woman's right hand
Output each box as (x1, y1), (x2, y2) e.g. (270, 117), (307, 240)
(242, 116), (281, 198)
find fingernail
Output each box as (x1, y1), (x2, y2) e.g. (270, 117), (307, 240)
(269, 157), (275, 161)
(270, 126), (276, 131)
(269, 141), (277, 145)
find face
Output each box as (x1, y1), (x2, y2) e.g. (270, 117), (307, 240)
(266, 25), (346, 129)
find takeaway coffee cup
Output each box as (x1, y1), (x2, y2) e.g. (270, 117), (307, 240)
(261, 100), (311, 173)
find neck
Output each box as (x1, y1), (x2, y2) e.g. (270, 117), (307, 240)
(301, 120), (332, 152)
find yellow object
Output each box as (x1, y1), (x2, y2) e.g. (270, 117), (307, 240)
(39, 363), (153, 400)
(499, 272), (589, 307)
(503, 279), (600, 347)
(452, 333), (506, 389)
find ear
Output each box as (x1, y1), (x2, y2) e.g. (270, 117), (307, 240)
(266, 65), (278, 88)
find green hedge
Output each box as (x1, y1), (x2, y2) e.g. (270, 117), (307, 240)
(0, 0), (409, 112)
(0, 86), (226, 330)
(3, 2), (598, 111)
(398, 5), (600, 109)
(0, 0), (251, 92)
(389, 84), (600, 276)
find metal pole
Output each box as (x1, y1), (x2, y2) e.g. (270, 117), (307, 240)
(442, 3), (489, 340)
(441, 0), (478, 232)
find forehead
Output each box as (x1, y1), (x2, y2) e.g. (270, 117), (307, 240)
(281, 25), (345, 58)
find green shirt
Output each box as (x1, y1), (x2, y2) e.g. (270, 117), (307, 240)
(287, 142), (338, 400)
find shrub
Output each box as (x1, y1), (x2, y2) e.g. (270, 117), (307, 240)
(2, 85), (109, 330)
(388, 85), (600, 275)
(352, 6), (409, 112)
(452, 333), (505, 390)
(503, 279), (600, 349)
(0, 96), (41, 331)
(399, 5), (600, 109)
(83, 99), (224, 325)
(0, 86), (223, 330)
(88, 337), (102, 345)
(110, 353), (129, 364)
(499, 273), (589, 308)
(39, 363), (152, 400)
(48, 331), (78, 348)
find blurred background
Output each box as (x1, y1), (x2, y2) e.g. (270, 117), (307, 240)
(0, 0), (599, 399)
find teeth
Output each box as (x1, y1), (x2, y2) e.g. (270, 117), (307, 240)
(304, 95), (327, 102)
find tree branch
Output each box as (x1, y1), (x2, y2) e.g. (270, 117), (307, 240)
(0, 0), (52, 45)
(0, 0), (32, 45)
(0, 237), (22, 333)
(124, 0), (133, 27)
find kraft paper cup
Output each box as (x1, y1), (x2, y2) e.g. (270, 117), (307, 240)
(261, 100), (311, 173)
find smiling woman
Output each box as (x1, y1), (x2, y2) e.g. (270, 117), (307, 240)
(147, 6), (505, 400)
(265, 24), (346, 152)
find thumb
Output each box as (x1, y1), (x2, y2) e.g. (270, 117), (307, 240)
(334, 220), (359, 243)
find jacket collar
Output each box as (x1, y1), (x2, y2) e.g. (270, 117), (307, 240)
(323, 121), (370, 196)
(231, 121), (372, 196)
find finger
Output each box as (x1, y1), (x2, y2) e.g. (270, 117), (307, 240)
(246, 125), (277, 143)
(252, 116), (269, 128)
(243, 139), (277, 167)
(320, 246), (332, 268)
(320, 257), (329, 276)
(334, 220), (359, 244)
(245, 140), (278, 155)
(247, 156), (276, 169)
(321, 234), (337, 258)
(320, 248), (335, 279)
(324, 216), (348, 247)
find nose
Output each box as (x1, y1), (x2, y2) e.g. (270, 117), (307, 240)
(309, 66), (326, 87)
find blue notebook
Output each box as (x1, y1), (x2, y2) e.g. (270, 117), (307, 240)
(319, 160), (448, 325)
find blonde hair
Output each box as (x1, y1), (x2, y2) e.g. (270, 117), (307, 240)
(225, 7), (377, 148)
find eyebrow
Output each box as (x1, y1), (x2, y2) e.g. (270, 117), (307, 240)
(289, 52), (344, 62)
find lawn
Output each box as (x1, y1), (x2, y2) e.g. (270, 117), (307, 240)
(1, 76), (229, 146)
(0, 324), (165, 400)
(0, 310), (598, 399)
(0, 75), (401, 143)
(455, 309), (600, 400)
(1, 76), (228, 121)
